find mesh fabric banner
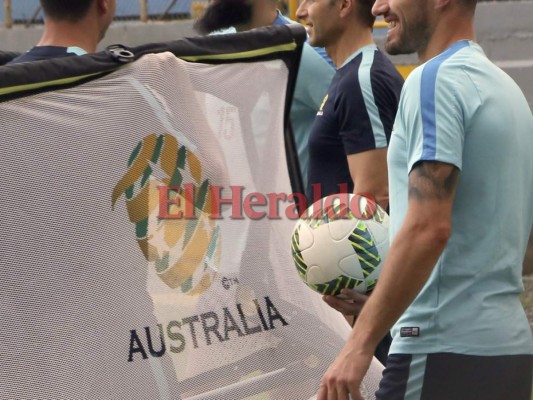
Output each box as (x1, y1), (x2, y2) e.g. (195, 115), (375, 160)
(0, 26), (383, 399)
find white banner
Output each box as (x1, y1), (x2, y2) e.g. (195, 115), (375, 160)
(0, 52), (382, 399)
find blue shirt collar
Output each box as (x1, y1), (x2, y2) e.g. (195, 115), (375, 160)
(272, 9), (289, 26)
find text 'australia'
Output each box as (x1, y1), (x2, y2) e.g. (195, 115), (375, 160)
(128, 296), (289, 362)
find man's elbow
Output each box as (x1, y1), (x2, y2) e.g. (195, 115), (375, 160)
(409, 218), (452, 248)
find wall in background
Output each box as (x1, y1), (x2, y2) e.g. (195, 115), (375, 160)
(1, 2), (532, 115)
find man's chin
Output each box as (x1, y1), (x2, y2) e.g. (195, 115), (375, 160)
(384, 43), (401, 56)
(384, 40), (413, 56)
(308, 35), (324, 49)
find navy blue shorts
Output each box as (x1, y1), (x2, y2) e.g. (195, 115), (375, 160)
(375, 352), (533, 400)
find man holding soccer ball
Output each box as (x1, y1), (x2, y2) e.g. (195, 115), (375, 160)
(296, 0), (403, 366)
(314, 0), (533, 398)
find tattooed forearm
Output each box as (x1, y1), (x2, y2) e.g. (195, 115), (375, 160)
(408, 161), (460, 201)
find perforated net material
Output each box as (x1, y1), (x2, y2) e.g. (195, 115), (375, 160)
(0, 53), (383, 399)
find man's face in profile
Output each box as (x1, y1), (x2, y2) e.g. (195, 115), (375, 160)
(194, 0), (254, 35)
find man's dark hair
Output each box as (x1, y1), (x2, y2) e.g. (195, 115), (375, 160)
(461, 0), (478, 10)
(356, 0), (377, 29)
(40, 0), (95, 22)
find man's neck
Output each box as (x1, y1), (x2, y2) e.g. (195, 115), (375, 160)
(327, 26), (374, 68)
(235, 5), (278, 32)
(37, 20), (100, 53)
(417, 13), (475, 63)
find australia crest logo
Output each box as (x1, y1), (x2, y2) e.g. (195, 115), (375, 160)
(112, 133), (220, 295)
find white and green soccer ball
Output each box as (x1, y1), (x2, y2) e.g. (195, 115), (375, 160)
(291, 194), (389, 296)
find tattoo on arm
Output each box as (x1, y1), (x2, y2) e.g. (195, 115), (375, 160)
(408, 161), (460, 201)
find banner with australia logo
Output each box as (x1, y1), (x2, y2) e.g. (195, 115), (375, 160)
(0, 26), (383, 399)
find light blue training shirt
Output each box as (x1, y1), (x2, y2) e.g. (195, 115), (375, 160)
(388, 40), (533, 356)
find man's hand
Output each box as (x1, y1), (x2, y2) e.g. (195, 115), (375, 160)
(323, 289), (369, 325)
(317, 342), (374, 400)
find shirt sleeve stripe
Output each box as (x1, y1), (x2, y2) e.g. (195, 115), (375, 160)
(420, 41), (470, 160)
(358, 47), (387, 148)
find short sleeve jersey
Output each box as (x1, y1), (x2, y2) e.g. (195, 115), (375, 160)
(388, 41), (533, 356)
(7, 46), (87, 64)
(306, 45), (403, 201)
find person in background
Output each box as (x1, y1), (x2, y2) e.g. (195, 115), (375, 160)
(8, 0), (116, 64)
(296, 0), (403, 365)
(194, 0), (335, 185)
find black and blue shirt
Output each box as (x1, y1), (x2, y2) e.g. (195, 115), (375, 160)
(306, 45), (403, 201)
(7, 46), (87, 64)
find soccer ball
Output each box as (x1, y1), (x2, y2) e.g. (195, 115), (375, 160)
(291, 193), (389, 295)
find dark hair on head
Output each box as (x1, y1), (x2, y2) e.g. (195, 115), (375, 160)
(461, 0), (478, 10)
(40, 0), (95, 22)
(356, 0), (377, 29)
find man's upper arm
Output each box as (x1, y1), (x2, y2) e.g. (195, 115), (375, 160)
(341, 55), (400, 207)
(347, 149), (389, 209)
(409, 161), (460, 209)
(398, 64), (472, 224)
(338, 52), (400, 157)
(404, 63), (473, 173)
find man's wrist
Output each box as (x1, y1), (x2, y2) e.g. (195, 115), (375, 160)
(349, 321), (383, 354)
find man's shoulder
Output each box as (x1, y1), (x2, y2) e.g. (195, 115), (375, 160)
(7, 46), (85, 64)
(413, 41), (489, 87)
(339, 47), (403, 93)
(342, 47), (400, 74)
(369, 49), (404, 88)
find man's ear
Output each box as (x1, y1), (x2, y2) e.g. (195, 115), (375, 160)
(434, 0), (451, 11)
(97, 0), (110, 15)
(339, 0), (356, 18)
